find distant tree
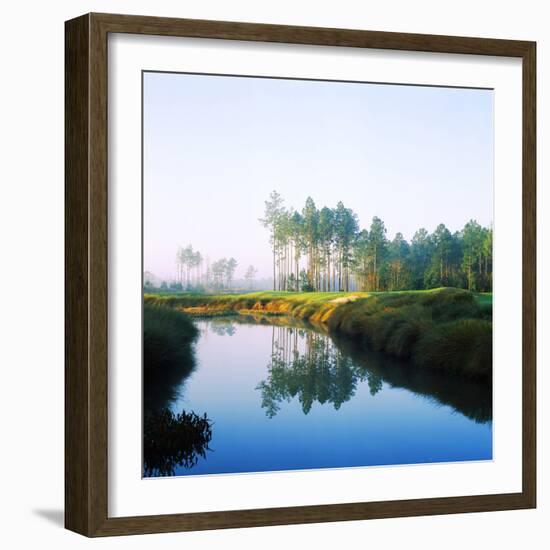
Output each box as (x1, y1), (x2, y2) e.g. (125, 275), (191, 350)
(225, 258), (238, 289)
(211, 259), (227, 289)
(193, 251), (203, 287)
(144, 271), (158, 291)
(244, 265), (258, 289)
(176, 245), (195, 288)
(144, 280), (154, 292)
(176, 247), (184, 285)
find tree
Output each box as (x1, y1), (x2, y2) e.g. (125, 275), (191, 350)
(289, 211), (304, 291)
(410, 228), (433, 289)
(257, 192), (493, 294)
(425, 224), (454, 288)
(144, 271), (159, 291)
(175, 246), (185, 285)
(244, 265), (257, 289)
(193, 251), (203, 287)
(462, 220), (482, 290)
(299, 269), (314, 292)
(211, 258), (227, 289)
(482, 226), (493, 291)
(287, 273), (297, 291)
(302, 197), (319, 290)
(225, 258), (238, 289)
(387, 232), (411, 290)
(366, 217), (388, 291)
(352, 229), (370, 291)
(176, 245), (196, 288)
(274, 210), (291, 291)
(260, 191), (285, 291)
(332, 203), (359, 291)
(318, 207), (335, 291)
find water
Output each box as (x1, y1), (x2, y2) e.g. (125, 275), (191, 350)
(147, 316), (492, 477)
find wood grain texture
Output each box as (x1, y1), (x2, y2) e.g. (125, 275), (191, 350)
(521, 42), (537, 508)
(65, 12), (537, 537)
(92, 12), (533, 56)
(65, 14), (90, 535)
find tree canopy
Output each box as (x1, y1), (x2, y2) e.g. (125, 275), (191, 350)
(260, 191), (492, 293)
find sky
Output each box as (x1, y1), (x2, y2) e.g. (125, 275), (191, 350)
(143, 71), (493, 281)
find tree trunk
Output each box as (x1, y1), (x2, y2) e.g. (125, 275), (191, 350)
(374, 249), (377, 292)
(273, 246), (276, 291)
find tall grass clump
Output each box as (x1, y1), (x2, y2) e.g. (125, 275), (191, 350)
(327, 288), (492, 380)
(144, 304), (199, 409)
(385, 315), (432, 360)
(415, 319), (492, 378)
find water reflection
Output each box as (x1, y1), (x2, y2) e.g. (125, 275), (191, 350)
(332, 334), (492, 424)
(209, 323), (236, 337)
(143, 341), (196, 413)
(209, 315), (492, 424)
(143, 318), (213, 476)
(143, 409), (213, 477)
(144, 314), (492, 477)
(256, 326), (381, 417)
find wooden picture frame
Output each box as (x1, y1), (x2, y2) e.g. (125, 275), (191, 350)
(65, 12), (536, 537)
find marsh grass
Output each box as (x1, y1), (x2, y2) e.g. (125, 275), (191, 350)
(326, 289), (492, 379)
(143, 304), (199, 409)
(415, 319), (492, 378)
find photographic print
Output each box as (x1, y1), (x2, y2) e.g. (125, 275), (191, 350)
(142, 72), (493, 478)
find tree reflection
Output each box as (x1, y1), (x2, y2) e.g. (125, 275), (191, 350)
(256, 326), (381, 417)
(254, 319), (491, 423)
(367, 372), (383, 396)
(332, 333), (492, 423)
(209, 322), (236, 337)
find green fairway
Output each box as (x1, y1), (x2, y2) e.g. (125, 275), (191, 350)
(474, 293), (493, 307)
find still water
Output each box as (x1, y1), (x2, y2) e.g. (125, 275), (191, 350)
(153, 316), (492, 476)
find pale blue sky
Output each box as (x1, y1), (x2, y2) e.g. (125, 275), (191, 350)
(143, 72), (493, 281)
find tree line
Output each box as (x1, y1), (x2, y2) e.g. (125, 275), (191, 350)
(152, 245), (259, 292)
(260, 191), (493, 293)
(174, 245), (240, 290)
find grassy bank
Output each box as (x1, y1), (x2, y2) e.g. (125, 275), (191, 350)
(145, 288), (492, 380)
(143, 303), (199, 409)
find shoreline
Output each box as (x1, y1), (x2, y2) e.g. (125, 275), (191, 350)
(145, 287), (492, 381)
